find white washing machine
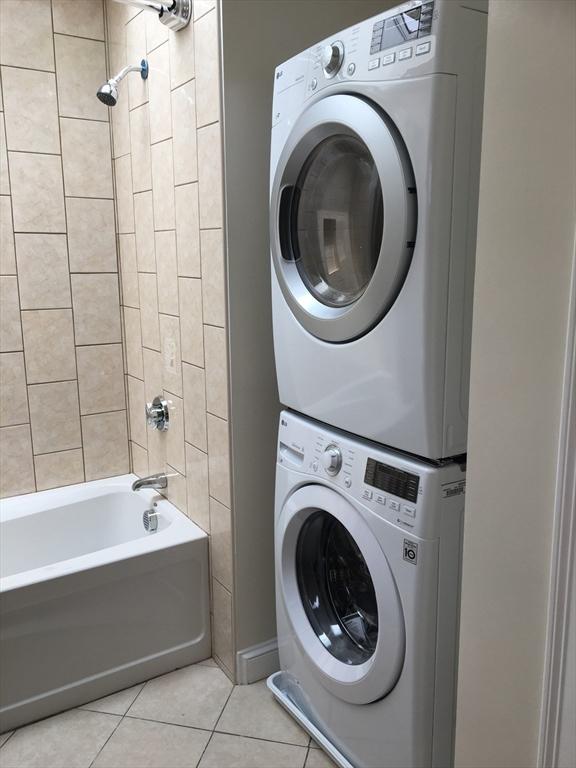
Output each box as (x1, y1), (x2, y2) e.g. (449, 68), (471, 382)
(268, 411), (466, 768)
(270, 0), (487, 461)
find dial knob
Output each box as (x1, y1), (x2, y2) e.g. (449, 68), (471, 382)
(322, 444), (342, 475)
(321, 41), (344, 78)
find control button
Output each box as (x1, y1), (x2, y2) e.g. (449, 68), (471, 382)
(321, 40), (344, 78)
(346, 63), (356, 76)
(389, 499), (400, 511)
(368, 58), (380, 71)
(398, 47), (412, 61)
(416, 42), (431, 56)
(403, 505), (416, 518)
(310, 77), (318, 90)
(344, 477), (352, 488)
(362, 489), (373, 501)
(311, 462), (318, 472)
(322, 444), (342, 475)
(375, 494), (386, 506)
(382, 53), (395, 66)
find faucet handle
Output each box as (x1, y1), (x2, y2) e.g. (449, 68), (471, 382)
(146, 396), (169, 431)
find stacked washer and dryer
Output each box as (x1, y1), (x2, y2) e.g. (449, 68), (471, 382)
(266, 2), (487, 767)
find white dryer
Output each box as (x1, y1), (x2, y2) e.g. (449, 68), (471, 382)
(268, 410), (466, 768)
(270, 0), (487, 460)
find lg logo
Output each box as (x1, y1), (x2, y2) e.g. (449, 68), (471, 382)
(403, 539), (418, 565)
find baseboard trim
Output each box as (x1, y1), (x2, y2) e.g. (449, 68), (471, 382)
(236, 638), (279, 685)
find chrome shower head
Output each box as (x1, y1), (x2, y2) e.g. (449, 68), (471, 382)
(96, 59), (148, 107)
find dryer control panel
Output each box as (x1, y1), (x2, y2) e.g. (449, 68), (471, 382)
(277, 410), (466, 540)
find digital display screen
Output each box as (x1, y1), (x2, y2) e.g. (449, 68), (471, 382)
(370, 2), (434, 55)
(364, 458), (420, 503)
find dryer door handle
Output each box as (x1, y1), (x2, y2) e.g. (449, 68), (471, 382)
(279, 185), (299, 261)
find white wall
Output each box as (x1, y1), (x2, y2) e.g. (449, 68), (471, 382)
(455, 2), (576, 766)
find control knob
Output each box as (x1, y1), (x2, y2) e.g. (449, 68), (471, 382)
(322, 444), (342, 475)
(321, 41), (344, 78)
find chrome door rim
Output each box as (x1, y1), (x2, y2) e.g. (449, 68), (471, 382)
(271, 94), (417, 343)
(278, 484), (406, 704)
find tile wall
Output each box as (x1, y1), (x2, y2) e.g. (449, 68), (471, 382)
(105, 1), (234, 676)
(0, 0), (129, 499)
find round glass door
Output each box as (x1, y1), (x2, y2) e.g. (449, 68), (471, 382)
(296, 510), (379, 664)
(293, 135), (384, 308)
(271, 94), (417, 343)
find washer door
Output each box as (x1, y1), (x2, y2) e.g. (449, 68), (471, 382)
(271, 94), (417, 343)
(279, 485), (405, 704)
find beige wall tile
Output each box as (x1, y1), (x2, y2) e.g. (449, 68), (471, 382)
(204, 325), (228, 419)
(126, 13), (148, 110)
(207, 414), (230, 507)
(194, 0), (216, 20)
(119, 234), (139, 308)
(172, 81), (197, 185)
(185, 441), (209, 531)
(156, 230), (178, 315)
(175, 183), (200, 277)
(129, 105), (152, 193)
(114, 154), (135, 234)
(0, 276), (22, 352)
(9, 153), (65, 233)
(77, 344), (125, 415)
(131, 441), (149, 477)
(183, 362), (207, 451)
(146, 9), (169, 53)
(197, 122), (223, 229)
(138, 273), (160, 350)
(143, 347), (163, 403)
(151, 139), (175, 230)
(127, 374), (147, 448)
(194, 9), (220, 128)
(111, 94), (130, 159)
(0, 117), (9, 196)
(72, 274), (122, 345)
(0, 424), (35, 498)
(52, 0), (104, 39)
(169, 15), (195, 89)
(21, 309), (76, 384)
(61, 118), (113, 198)
(123, 306), (144, 378)
(147, 426), (166, 474)
(134, 191), (156, 270)
(0, 352), (29, 426)
(159, 313), (182, 396)
(148, 42), (172, 144)
(28, 380), (81, 454)
(35, 448), (84, 491)
(82, 410), (129, 480)
(15, 234), (71, 309)
(165, 393), (185, 473)
(209, 497), (232, 592)
(0, 196), (16, 274)
(55, 35), (108, 121)
(200, 228), (226, 327)
(0, 0), (54, 71)
(165, 464), (187, 513)
(1, 67), (59, 153)
(212, 578), (233, 672)
(67, 198), (118, 272)
(179, 277), (204, 366)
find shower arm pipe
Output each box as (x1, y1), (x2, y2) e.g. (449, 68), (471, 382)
(110, 63), (145, 86)
(112, 0), (191, 31)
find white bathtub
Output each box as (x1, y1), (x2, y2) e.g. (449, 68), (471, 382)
(0, 474), (211, 732)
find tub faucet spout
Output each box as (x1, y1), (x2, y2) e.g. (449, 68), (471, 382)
(132, 473), (168, 491)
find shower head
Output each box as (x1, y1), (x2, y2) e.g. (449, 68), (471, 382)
(96, 59), (148, 107)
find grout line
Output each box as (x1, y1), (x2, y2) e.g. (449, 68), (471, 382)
(53, 31), (106, 44)
(58, 114), (109, 126)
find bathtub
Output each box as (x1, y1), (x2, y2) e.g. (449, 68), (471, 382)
(0, 474), (211, 732)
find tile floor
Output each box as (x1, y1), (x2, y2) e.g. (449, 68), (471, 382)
(0, 659), (336, 768)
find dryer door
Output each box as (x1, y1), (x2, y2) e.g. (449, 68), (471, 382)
(278, 484), (405, 705)
(271, 94), (417, 343)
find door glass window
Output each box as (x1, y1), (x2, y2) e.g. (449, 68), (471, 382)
(296, 510), (378, 665)
(292, 135), (383, 307)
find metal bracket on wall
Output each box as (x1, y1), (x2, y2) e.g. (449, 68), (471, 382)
(112, 0), (191, 32)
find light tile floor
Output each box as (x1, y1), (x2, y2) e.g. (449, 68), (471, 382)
(0, 659), (337, 768)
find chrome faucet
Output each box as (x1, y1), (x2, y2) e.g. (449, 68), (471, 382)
(131, 473), (168, 492)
